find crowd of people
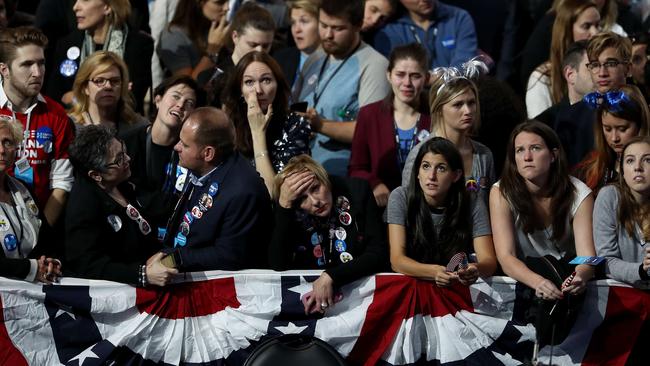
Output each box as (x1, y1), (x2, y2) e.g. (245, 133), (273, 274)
(1, 0), (650, 354)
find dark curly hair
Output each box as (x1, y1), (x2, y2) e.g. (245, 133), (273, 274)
(69, 125), (116, 177)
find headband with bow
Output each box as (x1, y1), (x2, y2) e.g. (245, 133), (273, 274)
(433, 57), (488, 96)
(583, 90), (632, 113)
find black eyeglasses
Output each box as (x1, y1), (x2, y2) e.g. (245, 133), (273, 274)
(90, 77), (122, 88)
(585, 60), (627, 73)
(104, 142), (128, 169)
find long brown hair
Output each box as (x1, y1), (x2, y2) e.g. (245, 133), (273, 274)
(618, 136), (650, 240)
(221, 51), (290, 158)
(382, 42), (429, 114)
(169, 0), (227, 55)
(499, 121), (575, 243)
(576, 85), (650, 191)
(548, 0), (597, 104)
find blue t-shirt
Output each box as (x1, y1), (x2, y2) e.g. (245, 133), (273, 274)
(296, 43), (390, 176)
(396, 126), (416, 172)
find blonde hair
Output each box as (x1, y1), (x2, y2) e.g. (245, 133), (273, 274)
(69, 51), (137, 125)
(0, 115), (24, 145)
(105, 0), (131, 28)
(273, 154), (330, 201)
(428, 76), (481, 135)
(287, 0), (320, 17)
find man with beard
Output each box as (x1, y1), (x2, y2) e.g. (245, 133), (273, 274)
(0, 27), (74, 228)
(373, 0), (477, 68)
(295, 0), (390, 177)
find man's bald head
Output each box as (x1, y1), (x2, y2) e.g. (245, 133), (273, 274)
(185, 107), (235, 159)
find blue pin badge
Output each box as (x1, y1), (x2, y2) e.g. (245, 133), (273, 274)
(59, 59), (78, 77)
(3, 233), (17, 251)
(208, 182), (219, 196)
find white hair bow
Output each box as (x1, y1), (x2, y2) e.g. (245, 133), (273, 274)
(433, 57), (488, 95)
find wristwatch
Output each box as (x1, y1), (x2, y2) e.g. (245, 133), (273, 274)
(208, 51), (219, 64)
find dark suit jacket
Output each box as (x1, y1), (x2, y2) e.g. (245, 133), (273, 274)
(64, 177), (160, 285)
(165, 153), (272, 272)
(272, 46), (301, 88)
(46, 28), (153, 113)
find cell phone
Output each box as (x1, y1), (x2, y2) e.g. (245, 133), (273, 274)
(290, 101), (308, 113)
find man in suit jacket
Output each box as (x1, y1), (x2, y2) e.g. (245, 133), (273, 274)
(159, 107), (272, 272)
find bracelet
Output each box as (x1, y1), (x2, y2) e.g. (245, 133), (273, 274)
(139, 264), (148, 287)
(208, 51), (219, 64)
(254, 150), (268, 159)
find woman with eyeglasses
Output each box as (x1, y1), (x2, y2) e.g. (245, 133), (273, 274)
(0, 116), (62, 283)
(68, 51), (147, 136)
(401, 64), (496, 205)
(69, 51), (148, 135)
(573, 85), (650, 194)
(387, 137), (496, 287)
(47, 0), (153, 112)
(65, 125), (177, 286)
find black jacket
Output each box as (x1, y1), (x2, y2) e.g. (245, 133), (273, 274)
(46, 28), (153, 113)
(269, 176), (389, 286)
(64, 176), (160, 285)
(164, 153), (272, 272)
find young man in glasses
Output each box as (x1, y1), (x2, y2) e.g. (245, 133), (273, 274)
(586, 32), (633, 94)
(553, 32), (632, 166)
(0, 27), (74, 230)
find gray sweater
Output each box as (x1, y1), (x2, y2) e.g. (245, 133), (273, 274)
(594, 185), (650, 286)
(401, 133), (496, 205)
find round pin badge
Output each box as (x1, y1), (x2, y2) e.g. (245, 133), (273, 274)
(0, 217), (9, 231)
(3, 233), (17, 251)
(417, 129), (430, 142)
(208, 182), (219, 196)
(339, 211), (352, 226)
(310, 232), (322, 246)
(42, 140), (53, 153)
(199, 193), (213, 209)
(308, 74), (318, 85)
(59, 59), (78, 77)
(339, 251), (353, 263)
(336, 196), (351, 211)
(179, 221), (190, 236)
(479, 176), (489, 189)
(175, 174), (187, 192)
(140, 220), (152, 235)
(106, 214), (122, 232)
(27, 200), (38, 215)
(335, 227), (346, 240)
(126, 205), (139, 219)
(191, 206), (203, 219)
(313, 244), (323, 258)
(183, 212), (194, 224)
(334, 239), (346, 253)
(67, 46), (81, 60)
